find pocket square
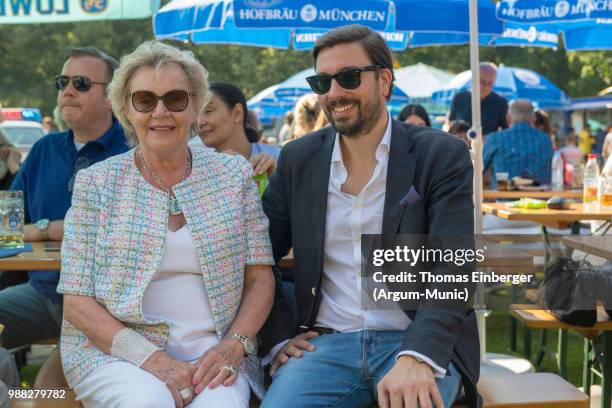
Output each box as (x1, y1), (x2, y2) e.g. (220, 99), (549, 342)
(399, 186), (421, 207)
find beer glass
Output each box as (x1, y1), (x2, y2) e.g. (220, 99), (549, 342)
(0, 191), (24, 249)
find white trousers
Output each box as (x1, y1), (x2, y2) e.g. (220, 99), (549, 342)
(73, 362), (250, 408)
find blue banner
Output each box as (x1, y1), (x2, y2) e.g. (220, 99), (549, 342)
(496, 0), (612, 24)
(233, 0), (391, 30)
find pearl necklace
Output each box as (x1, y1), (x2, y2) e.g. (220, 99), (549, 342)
(138, 148), (192, 216)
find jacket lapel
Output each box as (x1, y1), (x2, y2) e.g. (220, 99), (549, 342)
(382, 121), (417, 238)
(308, 128), (335, 275)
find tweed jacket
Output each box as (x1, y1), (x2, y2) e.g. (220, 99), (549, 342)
(57, 145), (274, 397)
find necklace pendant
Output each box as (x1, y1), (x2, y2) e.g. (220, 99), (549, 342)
(169, 197), (182, 216)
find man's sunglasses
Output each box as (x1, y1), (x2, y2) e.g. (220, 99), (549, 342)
(54, 75), (108, 92)
(306, 64), (381, 95)
(130, 90), (191, 113)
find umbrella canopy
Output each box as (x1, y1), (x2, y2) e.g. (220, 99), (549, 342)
(154, 0), (397, 48)
(153, 0), (504, 50)
(494, 1), (612, 50)
(432, 65), (571, 110)
(493, 19), (612, 51)
(496, 0), (610, 24)
(0, 0), (159, 24)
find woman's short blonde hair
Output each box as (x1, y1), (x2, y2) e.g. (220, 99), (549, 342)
(108, 41), (209, 145)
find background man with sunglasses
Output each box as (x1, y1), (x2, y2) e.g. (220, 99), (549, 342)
(0, 47), (128, 384)
(260, 25), (479, 408)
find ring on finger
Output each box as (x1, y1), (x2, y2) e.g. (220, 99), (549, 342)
(220, 365), (236, 376)
(179, 387), (193, 400)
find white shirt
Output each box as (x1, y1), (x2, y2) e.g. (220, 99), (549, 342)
(142, 225), (219, 362)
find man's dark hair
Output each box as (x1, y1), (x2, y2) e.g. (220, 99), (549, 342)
(67, 47), (119, 82)
(312, 24), (395, 101)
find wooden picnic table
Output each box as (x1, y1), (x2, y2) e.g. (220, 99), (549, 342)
(0, 242), (61, 271)
(483, 189), (582, 200)
(481, 202), (612, 229)
(562, 235), (612, 260)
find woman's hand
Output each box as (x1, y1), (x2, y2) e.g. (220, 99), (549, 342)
(192, 338), (244, 394)
(250, 152), (276, 176)
(141, 351), (196, 408)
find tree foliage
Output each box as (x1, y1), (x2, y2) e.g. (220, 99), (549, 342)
(0, 19), (610, 116)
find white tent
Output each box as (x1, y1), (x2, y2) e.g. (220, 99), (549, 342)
(394, 63), (455, 100)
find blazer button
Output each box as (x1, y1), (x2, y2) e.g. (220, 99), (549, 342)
(311, 287), (317, 296)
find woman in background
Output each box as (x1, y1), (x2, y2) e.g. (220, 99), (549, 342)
(398, 104), (431, 127)
(198, 82), (279, 176)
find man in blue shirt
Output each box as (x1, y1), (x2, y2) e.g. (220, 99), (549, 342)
(0, 47), (129, 355)
(484, 99), (553, 184)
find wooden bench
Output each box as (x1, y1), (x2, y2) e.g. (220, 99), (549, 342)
(511, 303), (612, 408)
(477, 372), (588, 407)
(12, 373), (588, 408)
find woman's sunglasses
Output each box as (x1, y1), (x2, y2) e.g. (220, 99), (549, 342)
(130, 90), (191, 113)
(306, 65), (381, 95)
(54, 75), (108, 92)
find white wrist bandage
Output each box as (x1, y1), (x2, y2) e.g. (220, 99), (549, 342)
(110, 328), (160, 367)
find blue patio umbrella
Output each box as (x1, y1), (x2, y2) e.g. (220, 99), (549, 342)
(431, 65), (571, 110)
(496, 0), (611, 24)
(492, 19), (612, 51)
(494, 1), (612, 50)
(154, 0), (398, 49)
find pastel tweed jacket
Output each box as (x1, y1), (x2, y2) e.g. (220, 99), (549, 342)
(57, 145), (274, 397)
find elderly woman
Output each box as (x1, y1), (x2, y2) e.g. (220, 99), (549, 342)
(198, 82), (279, 176)
(57, 41), (275, 408)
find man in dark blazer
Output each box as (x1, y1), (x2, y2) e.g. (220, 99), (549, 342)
(260, 25), (479, 408)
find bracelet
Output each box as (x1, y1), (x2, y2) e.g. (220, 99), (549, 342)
(110, 328), (160, 367)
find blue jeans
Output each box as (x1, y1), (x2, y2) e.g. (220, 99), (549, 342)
(0, 282), (63, 348)
(261, 330), (461, 408)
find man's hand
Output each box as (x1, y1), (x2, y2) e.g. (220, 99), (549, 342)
(377, 355), (443, 408)
(269, 331), (319, 376)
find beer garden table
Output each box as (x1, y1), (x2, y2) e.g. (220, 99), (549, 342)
(483, 203), (612, 407)
(0, 242), (61, 271)
(483, 189), (582, 201)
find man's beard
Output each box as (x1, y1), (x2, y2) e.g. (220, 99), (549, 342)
(324, 96), (384, 139)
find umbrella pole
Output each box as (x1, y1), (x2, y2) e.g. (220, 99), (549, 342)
(468, 0), (486, 364)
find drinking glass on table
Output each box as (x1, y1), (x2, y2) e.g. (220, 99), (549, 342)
(496, 172), (511, 191)
(0, 190), (24, 249)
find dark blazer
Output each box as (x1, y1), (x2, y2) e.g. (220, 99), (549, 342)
(260, 119), (481, 407)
